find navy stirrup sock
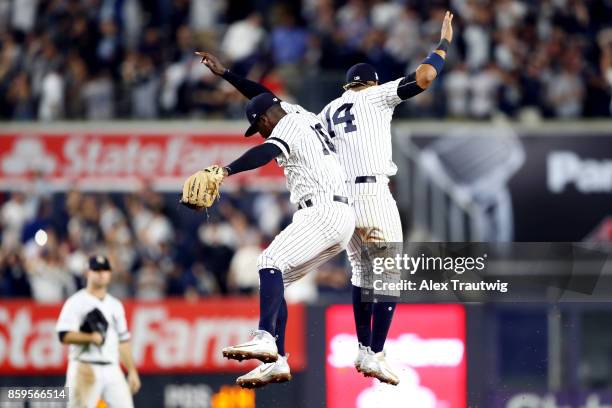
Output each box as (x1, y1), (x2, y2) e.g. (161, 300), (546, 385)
(352, 285), (373, 346)
(371, 302), (396, 353)
(275, 298), (288, 356)
(258, 268), (284, 335)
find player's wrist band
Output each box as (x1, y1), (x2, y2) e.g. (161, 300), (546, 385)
(421, 52), (445, 74)
(437, 39), (450, 52)
(223, 166), (232, 176)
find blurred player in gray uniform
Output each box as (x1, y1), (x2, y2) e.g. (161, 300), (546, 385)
(182, 92), (355, 388)
(56, 255), (141, 407)
(195, 9), (453, 386)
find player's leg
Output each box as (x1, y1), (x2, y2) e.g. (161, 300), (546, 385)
(360, 192), (403, 385)
(223, 206), (346, 364)
(275, 298), (288, 356)
(346, 228), (374, 371)
(100, 365), (134, 408)
(234, 203), (354, 388)
(66, 362), (104, 408)
(237, 244), (346, 389)
(369, 195), (403, 353)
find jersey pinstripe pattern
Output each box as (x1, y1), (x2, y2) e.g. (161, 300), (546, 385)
(318, 78), (403, 182)
(317, 79), (405, 289)
(258, 102), (356, 285)
(265, 102), (348, 205)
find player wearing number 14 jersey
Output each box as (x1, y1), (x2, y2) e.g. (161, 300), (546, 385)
(195, 8), (454, 387)
(317, 10), (453, 385)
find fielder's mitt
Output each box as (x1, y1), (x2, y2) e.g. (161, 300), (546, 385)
(80, 308), (109, 344)
(180, 165), (225, 210)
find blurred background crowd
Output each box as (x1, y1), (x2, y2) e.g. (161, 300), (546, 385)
(0, 0), (611, 122)
(0, 184), (352, 302)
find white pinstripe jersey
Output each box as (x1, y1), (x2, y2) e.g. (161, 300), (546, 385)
(265, 102), (348, 204)
(318, 78), (404, 182)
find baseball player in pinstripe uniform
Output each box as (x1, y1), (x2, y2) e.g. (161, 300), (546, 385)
(182, 90), (355, 388)
(195, 9), (453, 387)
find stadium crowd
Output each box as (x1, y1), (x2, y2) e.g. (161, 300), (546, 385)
(0, 0), (610, 121)
(0, 186), (351, 302)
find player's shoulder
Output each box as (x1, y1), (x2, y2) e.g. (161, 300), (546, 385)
(280, 101), (307, 115)
(104, 293), (125, 309)
(65, 288), (88, 303)
(369, 78), (403, 93)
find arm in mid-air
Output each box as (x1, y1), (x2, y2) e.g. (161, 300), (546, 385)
(397, 11), (454, 99)
(223, 143), (282, 176)
(195, 51), (272, 99)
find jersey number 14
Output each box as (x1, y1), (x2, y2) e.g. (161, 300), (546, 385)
(325, 103), (357, 136)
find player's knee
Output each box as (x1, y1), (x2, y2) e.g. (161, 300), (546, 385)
(257, 252), (281, 272)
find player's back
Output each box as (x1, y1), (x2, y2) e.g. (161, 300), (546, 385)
(265, 102), (348, 204)
(319, 79), (403, 183)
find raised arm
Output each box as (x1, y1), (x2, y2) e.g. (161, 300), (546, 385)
(397, 11), (454, 100)
(195, 51), (273, 99)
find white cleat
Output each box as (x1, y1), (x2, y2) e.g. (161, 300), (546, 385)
(236, 355), (292, 389)
(222, 330), (278, 363)
(355, 343), (373, 373)
(360, 351), (400, 385)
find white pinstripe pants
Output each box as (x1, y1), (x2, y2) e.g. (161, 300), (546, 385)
(257, 200), (355, 286)
(347, 182), (404, 289)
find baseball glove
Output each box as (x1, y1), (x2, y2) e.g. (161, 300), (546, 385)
(180, 165), (225, 210)
(80, 308), (109, 344)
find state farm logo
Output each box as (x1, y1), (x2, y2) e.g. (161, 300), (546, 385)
(0, 308), (65, 369)
(130, 307), (256, 368)
(2, 138), (57, 175)
(548, 151), (612, 193)
(0, 305), (257, 371)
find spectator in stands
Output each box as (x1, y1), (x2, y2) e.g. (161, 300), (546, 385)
(1, 191), (37, 250)
(221, 13), (265, 75)
(0, 0), (610, 120)
(0, 250), (32, 298)
(135, 257), (166, 300)
(25, 230), (76, 303)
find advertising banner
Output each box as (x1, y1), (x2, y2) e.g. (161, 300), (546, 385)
(0, 299), (305, 374)
(0, 130), (285, 191)
(396, 128), (612, 242)
(325, 304), (466, 408)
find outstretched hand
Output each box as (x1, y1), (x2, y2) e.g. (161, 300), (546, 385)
(195, 51), (226, 76)
(441, 11), (454, 43)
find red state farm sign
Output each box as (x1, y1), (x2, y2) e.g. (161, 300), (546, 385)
(0, 131), (284, 191)
(326, 304), (466, 408)
(0, 299), (305, 374)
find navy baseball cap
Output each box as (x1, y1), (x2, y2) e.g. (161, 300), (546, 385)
(244, 93), (281, 136)
(89, 255), (111, 271)
(345, 63), (379, 85)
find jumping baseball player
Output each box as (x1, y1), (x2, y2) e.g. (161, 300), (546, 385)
(181, 93), (355, 388)
(56, 255), (141, 407)
(195, 10), (454, 386)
